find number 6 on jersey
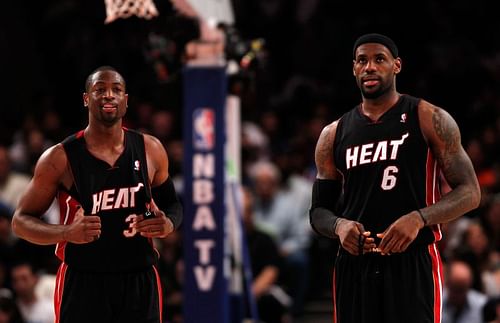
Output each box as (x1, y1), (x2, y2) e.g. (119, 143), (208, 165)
(381, 165), (399, 190)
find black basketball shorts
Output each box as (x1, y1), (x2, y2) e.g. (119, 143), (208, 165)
(333, 243), (443, 323)
(55, 263), (163, 323)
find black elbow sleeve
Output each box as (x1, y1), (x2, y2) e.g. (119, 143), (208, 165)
(152, 177), (183, 230)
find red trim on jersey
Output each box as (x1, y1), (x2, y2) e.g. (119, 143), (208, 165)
(428, 243), (443, 323)
(75, 130), (85, 139)
(55, 191), (82, 261)
(54, 262), (68, 323)
(153, 265), (163, 322)
(425, 150), (443, 241)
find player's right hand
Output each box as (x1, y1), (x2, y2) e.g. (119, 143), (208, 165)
(62, 206), (102, 244)
(336, 219), (376, 255)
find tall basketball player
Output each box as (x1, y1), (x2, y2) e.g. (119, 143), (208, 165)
(12, 66), (183, 323)
(309, 33), (480, 323)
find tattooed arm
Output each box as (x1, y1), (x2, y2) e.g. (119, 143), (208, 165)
(314, 121), (341, 181)
(311, 121), (376, 254)
(417, 100), (481, 225)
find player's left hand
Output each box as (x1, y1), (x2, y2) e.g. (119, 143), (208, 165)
(133, 200), (174, 238)
(376, 211), (424, 255)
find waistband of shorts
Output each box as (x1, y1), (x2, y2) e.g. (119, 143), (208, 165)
(339, 241), (434, 257)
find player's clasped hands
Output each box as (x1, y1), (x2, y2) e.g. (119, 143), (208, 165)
(62, 206), (101, 244)
(336, 212), (423, 256)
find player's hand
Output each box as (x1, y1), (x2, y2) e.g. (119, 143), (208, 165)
(133, 201), (174, 238)
(63, 206), (101, 244)
(336, 219), (376, 255)
(376, 211), (424, 255)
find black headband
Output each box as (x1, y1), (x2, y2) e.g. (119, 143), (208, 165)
(353, 33), (399, 58)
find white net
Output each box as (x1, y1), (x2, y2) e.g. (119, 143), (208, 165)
(104, 0), (159, 24)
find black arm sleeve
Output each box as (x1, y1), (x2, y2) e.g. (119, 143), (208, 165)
(152, 177), (183, 230)
(309, 179), (343, 239)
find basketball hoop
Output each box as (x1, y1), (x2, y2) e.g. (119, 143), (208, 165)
(104, 0), (159, 24)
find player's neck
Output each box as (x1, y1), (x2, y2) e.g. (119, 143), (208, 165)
(84, 123), (124, 148)
(361, 92), (401, 121)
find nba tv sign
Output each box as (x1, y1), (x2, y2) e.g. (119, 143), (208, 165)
(192, 107), (216, 290)
(183, 67), (228, 323)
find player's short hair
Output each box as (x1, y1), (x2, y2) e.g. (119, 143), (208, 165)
(84, 65), (125, 92)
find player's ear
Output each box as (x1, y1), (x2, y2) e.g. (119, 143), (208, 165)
(83, 93), (89, 107)
(394, 57), (402, 75)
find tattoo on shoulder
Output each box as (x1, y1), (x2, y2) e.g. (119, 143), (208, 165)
(315, 123), (337, 176)
(432, 108), (460, 154)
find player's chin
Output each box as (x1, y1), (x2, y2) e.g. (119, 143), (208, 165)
(361, 87), (383, 99)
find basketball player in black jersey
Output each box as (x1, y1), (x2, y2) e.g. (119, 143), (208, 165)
(11, 66), (183, 323)
(309, 34), (480, 323)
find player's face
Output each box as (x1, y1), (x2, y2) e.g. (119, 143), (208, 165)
(83, 70), (128, 126)
(353, 43), (401, 99)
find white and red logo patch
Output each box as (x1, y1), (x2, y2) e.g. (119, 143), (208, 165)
(193, 108), (215, 150)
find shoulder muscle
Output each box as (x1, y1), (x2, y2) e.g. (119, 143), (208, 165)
(315, 120), (341, 180)
(144, 134), (169, 186)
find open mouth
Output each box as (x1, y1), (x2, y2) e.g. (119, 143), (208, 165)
(362, 78), (379, 87)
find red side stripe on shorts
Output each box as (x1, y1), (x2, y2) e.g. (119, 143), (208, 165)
(54, 263), (68, 323)
(153, 265), (163, 323)
(428, 243), (443, 323)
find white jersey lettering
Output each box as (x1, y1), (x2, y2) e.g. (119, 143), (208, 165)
(345, 132), (409, 170)
(91, 182), (145, 214)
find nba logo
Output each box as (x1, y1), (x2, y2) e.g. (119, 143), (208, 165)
(193, 108), (215, 150)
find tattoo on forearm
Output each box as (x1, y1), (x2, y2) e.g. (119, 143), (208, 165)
(426, 108), (479, 224)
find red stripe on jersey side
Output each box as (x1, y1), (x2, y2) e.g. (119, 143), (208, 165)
(54, 262), (68, 323)
(153, 265), (163, 322)
(332, 268), (337, 323)
(55, 191), (82, 261)
(425, 150), (443, 241)
(428, 243), (443, 323)
(75, 130), (85, 138)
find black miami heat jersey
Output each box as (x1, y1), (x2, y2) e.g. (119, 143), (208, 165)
(56, 128), (157, 272)
(334, 95), (442, 246)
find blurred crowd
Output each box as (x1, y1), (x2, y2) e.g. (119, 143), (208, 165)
(1, 0), (500, 322)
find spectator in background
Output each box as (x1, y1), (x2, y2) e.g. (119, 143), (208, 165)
(442, 260), (487, 323)
(248, 160), (310, 317)
(1, 144), (60, 229)
(241, 186), (291, 323)
(10, 262), (54, 323)
(8, 116), (53, 176)
(453, 220), (495, 292)
(0, 146), (31, 213)
(150, 110), (176, 147)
